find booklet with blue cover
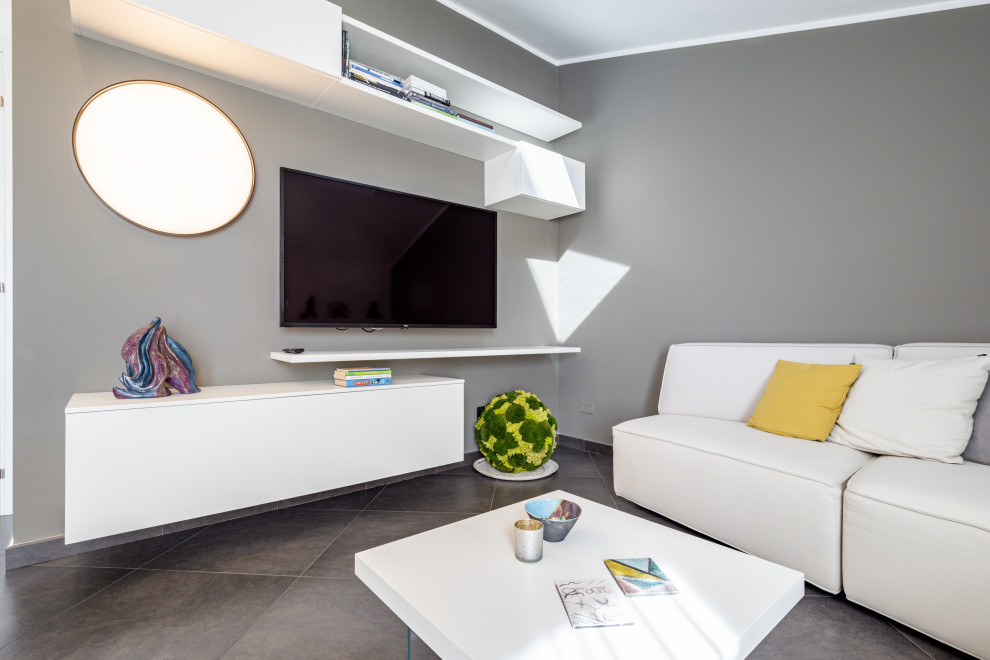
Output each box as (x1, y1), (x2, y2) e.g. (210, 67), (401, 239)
(604, 558), (679, 597)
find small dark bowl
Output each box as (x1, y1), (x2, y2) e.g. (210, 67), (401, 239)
(525, 498), (582, 542)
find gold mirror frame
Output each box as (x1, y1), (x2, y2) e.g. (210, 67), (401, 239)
(72, 81), (256, 236)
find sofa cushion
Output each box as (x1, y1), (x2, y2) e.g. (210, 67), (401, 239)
(829, 357), (990, 464)
(616, 414), (875, 486)
(895, 343), (990, 466)
(614, 414), (875, 593)
(843, 456), (990, 658)
(845, 455), (990, 533)
(658, 343), (892, 423)
(746, 360), (862, 441)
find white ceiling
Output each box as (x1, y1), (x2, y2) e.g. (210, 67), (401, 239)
(433, 0), (988, 65)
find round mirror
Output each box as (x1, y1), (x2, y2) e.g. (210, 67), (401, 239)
(73, 81), (255, 235)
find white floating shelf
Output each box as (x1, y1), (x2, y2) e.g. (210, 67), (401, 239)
(342, 16), (580, 142)
(271, 346), (581, 364)
(69, 0), (581, 162)
(314, 78), (517, 162)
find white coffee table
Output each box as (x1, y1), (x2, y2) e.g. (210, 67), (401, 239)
(356, 490), (803, 659)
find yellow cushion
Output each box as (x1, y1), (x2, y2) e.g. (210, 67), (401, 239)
(747, 360), (863, 442)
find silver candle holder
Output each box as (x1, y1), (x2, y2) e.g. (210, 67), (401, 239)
(514, 519), (544, 563)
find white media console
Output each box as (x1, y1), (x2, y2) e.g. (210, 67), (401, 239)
(64, 376), (464, 544)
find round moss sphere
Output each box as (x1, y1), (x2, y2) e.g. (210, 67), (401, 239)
(475, 390), (558, 473)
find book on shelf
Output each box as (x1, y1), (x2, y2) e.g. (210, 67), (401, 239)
(409, 97), (456, 117)
(334, 376), (393, 388)
(406, 86), (449, 105)
(348, 72), (407, 99)
(402, 75), (446, 99)
(555, 578), (633, 629)
(604, 558), (679, 597)
(338, 374), (392, 382)
(407, 92), (455, 116)
(341, 29), (349, 77)
(334, 367), (392, 377)
(457, 114), (495, 132)
(348, 63), (404, 90)
(349, 61), (403, 87)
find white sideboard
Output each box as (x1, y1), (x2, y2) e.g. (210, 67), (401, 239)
(65, 376), (464, 543)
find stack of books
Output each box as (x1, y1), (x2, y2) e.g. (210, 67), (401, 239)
(402, 75), (456, 119)
(334, 366), (392, 388)
(337, 33), (498, 135)
(347, 60), (406, 99)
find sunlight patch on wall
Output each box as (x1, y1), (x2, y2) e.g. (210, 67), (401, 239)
(527, 250), (630, 342)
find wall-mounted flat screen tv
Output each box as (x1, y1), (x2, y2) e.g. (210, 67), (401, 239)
(280, 168), (497, 328)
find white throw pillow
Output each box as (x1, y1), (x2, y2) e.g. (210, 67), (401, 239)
(828, 357), (990, 464)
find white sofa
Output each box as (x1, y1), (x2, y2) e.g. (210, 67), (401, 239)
(613, 342), (990, 660)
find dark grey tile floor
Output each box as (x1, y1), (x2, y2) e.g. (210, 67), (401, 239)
(0, 448), (975, 659)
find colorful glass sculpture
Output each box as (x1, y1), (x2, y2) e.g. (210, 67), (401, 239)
(112, 317), (200, 399)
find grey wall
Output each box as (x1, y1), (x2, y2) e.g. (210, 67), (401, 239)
(12, 0), (560, 545)
(555, 6), (990, 443)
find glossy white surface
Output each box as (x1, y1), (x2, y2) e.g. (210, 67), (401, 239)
(356, 490), (803, 659)
(65, 376), (464, 543)
(270, 346), (580, 363)
(484, 143), (585, 220)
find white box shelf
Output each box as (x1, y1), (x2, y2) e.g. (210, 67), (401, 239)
(485, 143), (586, 220)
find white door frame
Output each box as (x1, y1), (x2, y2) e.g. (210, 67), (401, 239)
(1, 0), (13, 516)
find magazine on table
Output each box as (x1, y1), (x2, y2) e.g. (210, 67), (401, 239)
(555, 578), (633, 629)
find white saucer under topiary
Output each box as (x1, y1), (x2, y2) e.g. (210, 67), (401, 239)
(473, 458), (559, 481)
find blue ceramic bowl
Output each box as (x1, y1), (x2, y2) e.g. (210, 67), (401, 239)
(525, 498), (582, 542)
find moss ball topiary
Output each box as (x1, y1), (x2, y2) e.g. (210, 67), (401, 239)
(475, 390), (558, 473)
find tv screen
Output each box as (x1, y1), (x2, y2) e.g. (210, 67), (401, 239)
(280, 168), (497, 328)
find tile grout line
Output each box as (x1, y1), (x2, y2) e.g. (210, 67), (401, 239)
(126, 566), (328, 579)
(362, 484), (387, 511)
(888, 620), (939, 660)
(588, 450), (619, 509)
(215, 509), (363, 659)
(31, 523), (219, 571)
(135, 523), (215, 570)
(0, 566), (140, 653)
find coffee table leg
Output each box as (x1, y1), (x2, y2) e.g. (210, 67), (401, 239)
(407, 626), (411, 660)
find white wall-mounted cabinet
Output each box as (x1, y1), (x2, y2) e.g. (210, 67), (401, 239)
(68, 0), (585, 219)
(65, 376), (464, 543)
(69, 0), (342, 109)
(485, 143), (586, 220)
